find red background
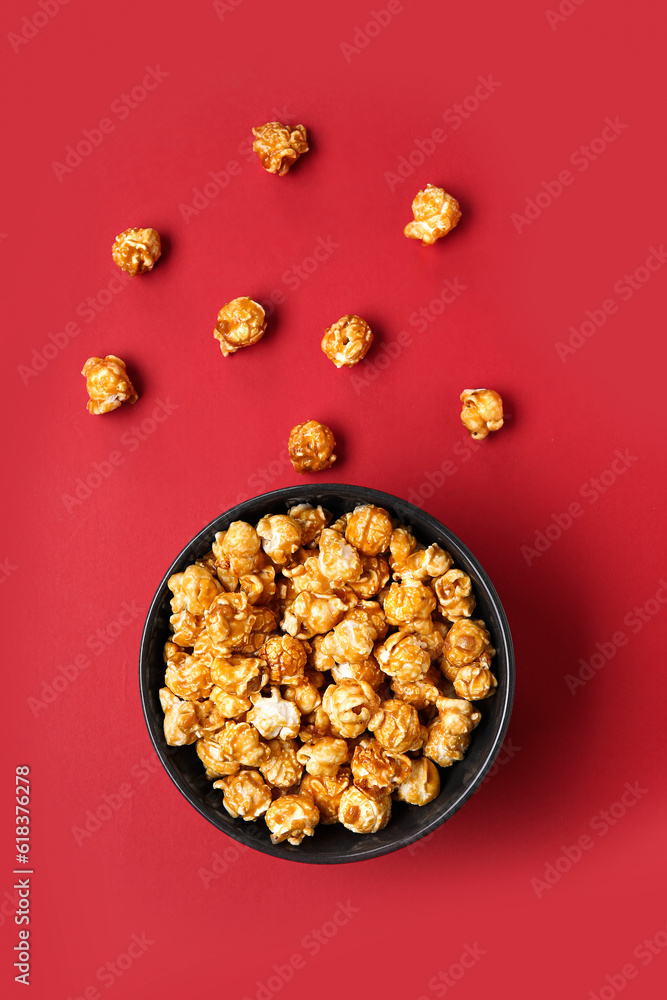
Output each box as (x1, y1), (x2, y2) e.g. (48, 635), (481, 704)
(2, 0), (666, 997)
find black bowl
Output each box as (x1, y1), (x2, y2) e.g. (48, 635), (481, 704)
(139, 484), (514, 863)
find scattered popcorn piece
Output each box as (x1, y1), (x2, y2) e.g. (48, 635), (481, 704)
(321, 315), (374, 368)
(288, 420), (337, 473)
(460, 389), (504, 440)
(111, 227), (161, 275)
(404, 184), (461, 245)
(213, 297), (267, 357)
(216, 770), (272, 821)
(81, 355), (138, 415)
(252, 121), (309, 175)
(394, 758), (441, 806)
(339, 786), (391, 834)
(265, 792), (319, 845)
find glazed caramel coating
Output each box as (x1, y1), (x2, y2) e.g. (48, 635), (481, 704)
(300, 770), (350, 824)
(460, 389), (504, 440)
(350, 555), (391, 598)
(390, 666), (443, 710)
(345, 504), (393, 556)
(213, 522), (262, 578)
(404, 184), (461, 245)
(375, 631), (430, 682)
(322, 680), (382, 739)
(265, 792), (319, 845)
(331, 657), (385, 690)
(169, 564), (223, 615)
(318, 529), (362, 584)
(394, 758), (440, 806)
(423, 698), (481, 768)
(339, 786), (391, 834)
(259, 739), (303, 789)
(282, 675), (322, 714)
(396, 544), (453, 583)
(257, 514), (302, 565)
(287, 504), (331, 546)
(111, 227), (161, 275)
(196, 736), (239, 779)
(216, 770), (272, 821)
(262, 634), (307, 686)
(281, 591), (351, 639)
(321, 315), (374, 368)
(246, 687), (301, 740)
(164, 648), (213, 701)
(215, 721), (269, 767)
(209, 654), (266, 698)
(81, 355), (138, 415)
(213, 297), (266, 356)
(452, 661), (498, 701)
(252, 122), (309, 175)
(370, 699), (426, 753)
(288, 420), (337, 473)
(351, 739), (411, 798)
(433, 568), (476, 620)
(296, 737), (349, 777)
(383, 580), (436, 626)
(443, 619), (494, 668)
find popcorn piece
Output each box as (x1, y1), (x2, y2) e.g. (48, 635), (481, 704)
(81, 355), (138, 415)
(209, 687), (252, 718)
(390, 666), (443, 710)
(200, 593), (255, 653)
(215, 721), (269, 766)
(169, 564), (223, 615)
(383, 580), (436, 626)
(374, 631), (430, 682)
(213, 522), (263, 577)
(252, 121), (309, 175)
(460, 389), (504, 440)
(404, 184), (461, 246)
(262, 635), (307, 686)
(169, 609), (204, 647)
(339, 786), (391, 834)
(396, 544), (453, 582)
(394, 758), (440, 806)
(389, 526), (417, 574)
(284, 554), (333, 595)
(345, 505), (393, 557)
(288, 420), (337, 473)
(239, 566), (276, 606)
(281, 591), (350, 638)
(350, 555), (390, 598)
(196, 736), (239, 779)
(451, 661), (498, 701)
(300, 770), (350, 824)
(259, 739), (303, 789)
(192, 699), (228, 734)
(321, 315), (374, 368)
(213, 298), (266, 357)
(318, 528), (362, 584)
(246, 687), (301, 740)
(370, 699), (426, 753)
(216, 770), (272, 821)
(443, 619), (494, 668)
(164, 646), (213, 701)
(433, 568), (476, 620)
(296, 737), (349, 777)
(265, 792), (319, 845)
(283, 675), (322, 714)
(257, 514), (302, 565)
(330, 657), (385, 690)
(162, 695), (202, 746)
(111, 227), (161, 275)
(298, 705), (333, 742)
(287, 504), (331, 546)
(424, 697), (481, 767)
(210, 655), (267, 698)
(320, 618), (376, 664)
(351, 739), (410, 798)
(321, 680), (382, 739)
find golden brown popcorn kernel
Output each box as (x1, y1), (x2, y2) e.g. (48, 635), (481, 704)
(239, 565), (277, 606)
(282, 674), (322, 714)
(298, 705), (333, 742)
(259, 739), (303, 789)
(246, 686), (301, 740)
(215, 721), (269, 767)
(281, 591), (351, 638)
(111, 227), (161, 275)
(164, 649), (213, 702)
(404, 184), (461, 246)
(288, 420), (337, 473)
(300, 770), (350, 824)
(443, 619), (494, 668)
(330, 657), (385, 690)
(433, 568), (476, 620)
(213, 297), (267, 357)
(460, 389), (504, 440)
(452, 661), (498, 701)
(81, 355), (138, 415)
(424, 697), (481, 768)
(383, 580), (436, 626)
(209, 654), (267, 698)
(216, 770), (272, 821)
(321, 680), (382, 739)
(374, 631), (430, 683)
(262, 634), (308, 686)
(252, 122), (309, 175)
(287, 504), (331, 546)
(350, 555), (391, 598)
(396, 544), (453, 582)
(209, 687), (252, 719)
(265, 791), (319, 845)
(394, 758), (440, 806)
(169, 564), (223, 615)
(257, 514), (302, 565)
(168, 610), (204, 647)
(200, 592), (256, 653)
(321, 315), (374, 368)
(370, 698), (426, 753)
(351, 739), (411, 798)
(162, 695), (202, 746)
(339, 786), (391, 834)
(196, 736), (239, 779)
(213, 522), (263, 578)
(296, 737), (349, 777)
(345, 505), (393, 556)
(390, 668), (443, 711)
(318, 528), (363, 584)
(320, 618), (376, 664)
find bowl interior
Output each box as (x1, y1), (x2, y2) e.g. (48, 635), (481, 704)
(140, 484), (514, 863)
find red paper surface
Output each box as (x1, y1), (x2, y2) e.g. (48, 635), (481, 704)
(2, 1), (666, 997)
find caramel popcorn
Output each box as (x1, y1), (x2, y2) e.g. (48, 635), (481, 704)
(214, 297), (267, 357)
(404, 184), (461, 245)
(424, 698), (481, 768)
(216, 770), (272, 821)
(339, 786), (391, 834)
(265, 792), (319, 845)
(321, 315), (374, 368)
(160, 501), (499, 846)
(81, 355), (138, 415)
(345, 505), (393, 556)
(394, 758), (440, 806)
(351, 739), (410, 798)
(460, 389), (504, 440)
(288, 420), (337, 473)
(111, 227), (161, 275)
(252, 122), (309, 175)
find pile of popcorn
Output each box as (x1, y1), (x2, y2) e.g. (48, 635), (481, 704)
(160, 502), (497, 846)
